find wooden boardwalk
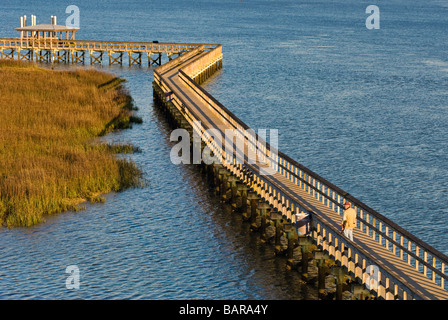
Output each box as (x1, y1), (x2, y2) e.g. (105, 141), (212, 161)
(0, 38), (216, 65)
(2, 31), (447, 299)
(153, 45), (448, 300)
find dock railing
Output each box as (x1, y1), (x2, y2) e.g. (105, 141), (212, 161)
(0, 38), (214, 53)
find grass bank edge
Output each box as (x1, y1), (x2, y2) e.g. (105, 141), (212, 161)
(0, 59), (145, 227)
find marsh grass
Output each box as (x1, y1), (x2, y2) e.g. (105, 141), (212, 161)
(0, 59), (144, 227)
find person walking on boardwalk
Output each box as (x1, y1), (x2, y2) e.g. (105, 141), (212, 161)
(342, 202), (357, 241)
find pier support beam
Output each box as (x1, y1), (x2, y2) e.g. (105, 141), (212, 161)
(227, 176), (239, 206)
(331, 266), (348, 300)
(129, 51), (142, 66)
(298, 236), (315, 279)
(17, 49), (33, 61)
(206, 158), (216, 186)
(148, 52), (162, 66)
(36, 50), (51, 63)
(314, 251), (331, 299)
(270, 211), (284, 254)
(53, 50), (70, 63)
(282, 225), (298, 270)
(237, 184), (249, 215)
(90, 51), (104, 65)
(258, 202), (271, 241)
(1, 49), (15, 60)
(352, 284), (372, 300)
(247, 192), (260, 228)
(109, 51), (123, 65)
(218, 169), (230, 201)
(71, 50), (86, 64)
(212, 164), (222, 194)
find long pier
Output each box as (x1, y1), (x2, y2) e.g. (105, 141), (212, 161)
(2, 36), (448, 300)
(0, 38), (215, 66)
(152, 45), (448, 300)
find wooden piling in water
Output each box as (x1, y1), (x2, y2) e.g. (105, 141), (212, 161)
(90, 51), (103, 65)
(258, 202), (270, 241)
(247, 192), (260, 230)
(237, 184), (249, 215)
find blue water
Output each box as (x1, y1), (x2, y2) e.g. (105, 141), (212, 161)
(0, 0), (447, 299)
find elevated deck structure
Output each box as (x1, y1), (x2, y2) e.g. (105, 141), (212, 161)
(1, 16), (448, 300)
(0, 16), (214, 65)
(15, 14), (79, 40)
(0, 37), (213, 65)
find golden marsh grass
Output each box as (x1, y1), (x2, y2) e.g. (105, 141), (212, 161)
(0, 59), (143, 227)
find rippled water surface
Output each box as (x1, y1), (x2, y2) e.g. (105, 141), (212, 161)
(1, 0), (447, 299)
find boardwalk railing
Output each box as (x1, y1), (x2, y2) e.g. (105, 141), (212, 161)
(155, 45), (448, 300)
(155, 45), (205, 74)
(0, 38), (217, 56)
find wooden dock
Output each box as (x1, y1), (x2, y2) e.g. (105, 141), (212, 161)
(2, 19), (447, 298)
(0, 16), (215, 66)
(0, 38), (216, 66)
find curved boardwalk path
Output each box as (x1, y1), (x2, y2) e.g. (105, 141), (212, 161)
(1, 37), (447, 300)
(153, 44), (448, 300)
